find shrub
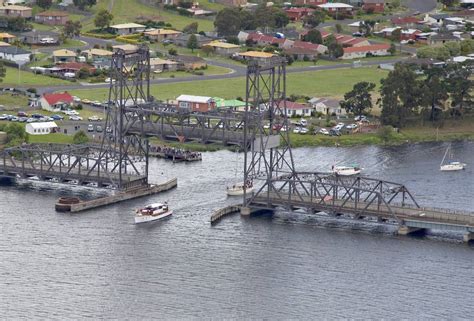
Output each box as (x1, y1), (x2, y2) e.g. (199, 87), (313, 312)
(377, 125), (394, 144)
(73, 130), (89, 144)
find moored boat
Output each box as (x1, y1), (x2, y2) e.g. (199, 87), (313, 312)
(227, 181), (254, 196)
(135, 202), (172, 224)
(440, 161), (466, 171)
(332, 165), (362, 176)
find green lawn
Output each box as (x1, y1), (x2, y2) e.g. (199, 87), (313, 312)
(1, 67), (70, 87)
(29, 133), (74, 144)
(56, 38), (87, 49)
(69, 67), (389, 101)
(85, 0), (215, 32)
(0, 93), (29, 108)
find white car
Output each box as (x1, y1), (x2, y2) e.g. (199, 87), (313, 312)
(87, 124), (94, 132)
(319, 128), (330, 135)
(293, 127), (301, 134)
(88, 115), (102, 122)
(105, 78), (116, 83)
(69, 115), (83, 121)
(299, 119), (308, 127)
(72, 96), (81, 103)
(300, 127), (309, 135)
(354, 115), (367, 121)
(346, 123), (358, 129)
(0, 114), (8, 120)
(64, 110), (79, 116)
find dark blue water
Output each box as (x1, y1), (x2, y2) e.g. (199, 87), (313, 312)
(1, 141), (473, 318)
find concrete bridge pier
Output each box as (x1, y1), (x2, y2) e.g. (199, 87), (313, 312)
(240, 207), (274, 216)
(398, 225), (428, 236)
(463, 232), (473, 243)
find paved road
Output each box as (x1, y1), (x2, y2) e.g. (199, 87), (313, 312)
(32, 57), (407, 95)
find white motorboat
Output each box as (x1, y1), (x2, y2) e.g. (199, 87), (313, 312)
(440, 145), (466, 171)
(332, 165), (362, 176)
(440, 161), (466, 171)
(227, 181), (254, 196)
(135, 202), (172, 224)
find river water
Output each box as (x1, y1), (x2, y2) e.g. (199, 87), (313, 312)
(1, 141), (473, 318)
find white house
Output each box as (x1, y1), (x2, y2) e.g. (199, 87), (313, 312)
(26, 122), (59, 135)
(309, 97), (346, 116)
(0, 45), (30, 65)
(110, 23), (146, 35)
(342, 44), (391, 59)
(284, 100), (312, 117)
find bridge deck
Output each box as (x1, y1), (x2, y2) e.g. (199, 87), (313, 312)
(251, 192), (474, 232)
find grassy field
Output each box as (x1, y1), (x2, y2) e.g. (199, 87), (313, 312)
(1, 67), (70, 87)
(85, 0), (214, 32)
(29, 133), (74, 144)
(0, 93), (29, 108)
(69, 67), (389, 101)
(151, 65), (232, 79)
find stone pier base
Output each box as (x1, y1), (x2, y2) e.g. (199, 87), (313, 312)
(398, 225), (427, 236)
(240, 207), (252, 216)
(463, 232), (473, 243)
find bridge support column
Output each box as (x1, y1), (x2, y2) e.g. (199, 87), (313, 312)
(240, 207), (252, 216)
(398, 225), (427, 236)
(463, 232), (473, 243)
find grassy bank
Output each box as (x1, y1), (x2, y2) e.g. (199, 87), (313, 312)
(1, 67), (70, 87)
(69, 67), (389, 101)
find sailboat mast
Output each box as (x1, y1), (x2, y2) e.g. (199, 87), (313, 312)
(440, 145), (449, 166)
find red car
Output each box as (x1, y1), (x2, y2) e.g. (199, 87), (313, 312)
(17, 111), (28, 117)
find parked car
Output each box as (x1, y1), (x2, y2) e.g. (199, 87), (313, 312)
(319, 128), (329, 135)
(31, 113), (43, 119)
(72, 96), (81, 103)
(346, 123), (358, 129)
(354, 115), (367, 121)
(299, 119), (308, 127)
(92, 101), (102, 107)
(106, 126), (112, 133)
(26, 118), (36, 123)
(64, 110), (79, 116)
(10, 116), (19, 122)
(329, 129), (341, 136)
(51, 114), (64, 120)
(69, 115), (83, 121)
(17, 111), (28, 117)
(88, 115), (102, 122)
(293, 126), (301, 134)
(300, 127), (309, 135)
(18, 117), (28, 122)
(0, 114), (8, 120)
(95, 125), (103, 132)
(81, 99), (92, 104)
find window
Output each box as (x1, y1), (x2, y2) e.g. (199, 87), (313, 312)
(179, 101), (190, 109)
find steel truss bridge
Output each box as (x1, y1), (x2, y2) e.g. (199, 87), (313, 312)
(0, 46), (472, 237)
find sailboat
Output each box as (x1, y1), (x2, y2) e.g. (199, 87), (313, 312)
(440, 145), (466, 171)
(227, 152), (254, 196)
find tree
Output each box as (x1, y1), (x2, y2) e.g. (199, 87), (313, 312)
(73, 131), (89, 145)
(379, 63), (423, 128)
(73, 0), (96, 10)
(421, 67), (448, 121)
(390, 28), (401, 42)
(444, 41), (461, 57)
(460, 39), (474, 55)
(441, 0), (456, 7)
(340, 82), (376, 118)
(187, 34), (198, 52)
(389, 42), (397, 55)
(0, 62), (5, 83)
(254, 5), (289, 29)
(77, 67), (90, 79)
(335, 23), (342, 33)
(94, 9), (113, 30)
(359, 20), (376, 37)
(445, 61), (473, 114)
(303, 11), (325, 28)
(183, 22), (198, 34)
(37, 0), (52, 9)
(63, 20), (82, 39)
(214, 8), (241, 36)
(303, 29), (322, 44)
(4, 123), (28, 146)
(201, 45), (214, 56)
(168, 47), (177, 55)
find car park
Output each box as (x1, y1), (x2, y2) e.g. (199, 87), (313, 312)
(87, 124), (94, 132)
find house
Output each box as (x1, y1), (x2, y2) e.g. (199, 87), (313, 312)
(21, 31), (59, 45)
(213, 97), (246, 111)
(202, 41), (241, 56)
(0, 45), (30, 65)
(342, 44), (390, 59)
(172, 55), (207, 70)
(283, 100), (312, 117)
(285, 7), (315, 22)
(284, 47), (320, 60)
(318, 3), (354, 17)
(294, 0), (327, 6)
(112, 44), (139, 53)
(460, 0), (474, 8)
(35, 11), (69, 25)
(54, 62), (96, 76)
(149, 58), (178, 72)
(213, 0), (247, 6)
(0, 5), (32, 18)
(309, 97), (346, 116)
(0, 41), (10, 46)
(391, 16), (423, 28)
(362, 0), (385, 13)
(80, 48), (113, 61)
(239, 51), (275, 62)
(40, 92), (73, 112)
(424, 13), (449, 26)
(283, 41), (327, 57)
(401, 29), (421, 41)
(173, 33), (213, 48)
(0, 32), (15, 43)
(176, 95), (215, 112)
(110, 23), (146, 35)
(429, 33), (460, 46)
(52, 49), (76, 63)
(25, 122), (59, 135)
(144, 29), (182, 42)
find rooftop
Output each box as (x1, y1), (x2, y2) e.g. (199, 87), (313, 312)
(176, 95), (213, 103)
(318, 3), (354, 8)
(239, 51), (275, 58)
(110, 23), (145, 29)
(42, 92), (73, 105)
(53, 49), (76, 57)
(36, 11), (69, 17)
(204, 41), (240, 49)
(144, 28), (181, 36)
(0, 5), (31, 10)
(343, 44), (390, 53)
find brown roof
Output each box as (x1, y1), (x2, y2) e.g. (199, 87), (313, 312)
(36, 11), (69, 17)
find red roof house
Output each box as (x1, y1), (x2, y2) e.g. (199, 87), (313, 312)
(285, 7), (315, 21)
(40, 92), (74, 112)
(362, 0), (385, 13)
(342, 44), (391, 59)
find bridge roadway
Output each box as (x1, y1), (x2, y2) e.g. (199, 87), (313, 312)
(251, 192), (474, 234)
(0, 159), (147, 189)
